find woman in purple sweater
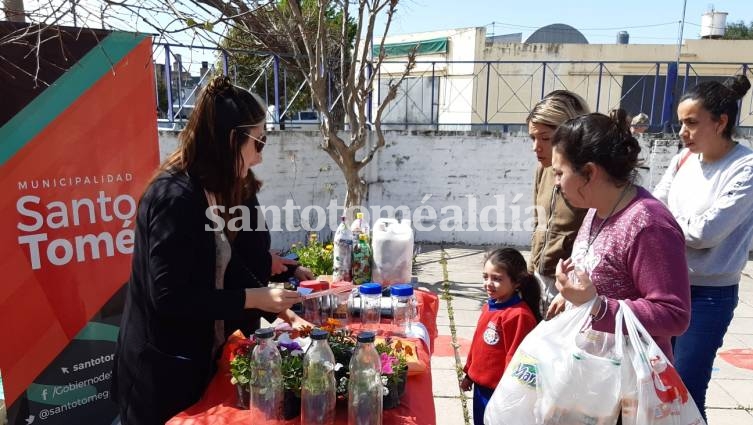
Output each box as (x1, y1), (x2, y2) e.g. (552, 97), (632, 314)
(549, 112), (690, 360)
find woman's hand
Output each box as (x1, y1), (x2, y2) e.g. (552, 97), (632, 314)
(545, 293), (567, 320)
(277, 309), (313, 330)
(245, 287), (302, 312)
(270, 252), (297, 275)
(555, 258), (597, 306)
(287, 312), (314, 330)
(294, 266), (315, 281)
(459, 375), (473, 392)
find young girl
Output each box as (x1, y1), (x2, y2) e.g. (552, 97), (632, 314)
(460, 248), (541, 425)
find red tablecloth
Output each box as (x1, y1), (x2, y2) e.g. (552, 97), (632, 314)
(168, 290), (439, 425)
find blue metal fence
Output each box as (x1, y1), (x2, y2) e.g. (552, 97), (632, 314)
(153, 43), (753, 134)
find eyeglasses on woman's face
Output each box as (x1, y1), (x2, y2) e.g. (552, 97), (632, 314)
(242, 132), (266, 153)
(236, 124), (267, 153)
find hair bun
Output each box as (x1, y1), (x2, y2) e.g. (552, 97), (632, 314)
(724, 74), (751, 100)
(608, 109), (632, 137)
(206, 75), (234, 96)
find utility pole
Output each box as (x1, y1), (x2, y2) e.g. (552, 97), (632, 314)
(676, 0), (688, 66)
(662, 0), (688, 135)
(3, 0), (26, 22)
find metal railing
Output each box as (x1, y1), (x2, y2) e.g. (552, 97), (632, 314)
(153, 43), (753, 134)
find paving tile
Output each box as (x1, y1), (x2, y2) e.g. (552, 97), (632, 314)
(434, 397), (469, 425)
(450, 297), (486, 311)
(714, 379), (753, 408)
(706, 380), (739, 409)
(706, 408), (753, 425)
(713, 353), (753, 380)
(731, 334), (753, 348)
(432, 368), (464, 398)
(728, 317), (753, 335)
(431, 355), (460, 371)
(453, 325), (476, 341)
(438, 311), (480, 327)
(734, 303), (753, 318)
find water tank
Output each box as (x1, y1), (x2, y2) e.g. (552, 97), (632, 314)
(616, 31), (629, 44)
(700, 10), (727, 39)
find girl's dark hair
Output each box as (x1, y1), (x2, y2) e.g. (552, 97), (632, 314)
(484, 248), (542, 322)
(680, 74), (751, 139)
(552, 112), (640, 186)
(158, 76), (267, 237)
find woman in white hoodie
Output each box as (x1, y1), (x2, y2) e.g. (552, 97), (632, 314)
(653, 73), (753, 421)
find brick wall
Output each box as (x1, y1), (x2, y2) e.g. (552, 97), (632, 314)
(158, 130), (752, 249)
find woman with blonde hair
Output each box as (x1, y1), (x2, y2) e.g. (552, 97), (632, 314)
(527, 90), (590, 316)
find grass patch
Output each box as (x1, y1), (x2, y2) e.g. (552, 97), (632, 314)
(440, 247), (471, 425)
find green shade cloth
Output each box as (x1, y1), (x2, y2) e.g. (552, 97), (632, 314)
(372, 37), (448, 57)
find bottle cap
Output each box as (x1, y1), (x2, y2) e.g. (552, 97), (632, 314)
(390, 284), (414, 297)
(359, 283), (382, 295)
(331, 281), (352, 289)
(254, 327), (274, 339)
(310, 329), (329, 340)
(357, 331), (376, 343)
(300, 280), (327, 291)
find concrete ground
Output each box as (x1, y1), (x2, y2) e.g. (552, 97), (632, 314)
(413, 245), (753, 425)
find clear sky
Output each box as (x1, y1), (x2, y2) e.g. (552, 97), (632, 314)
(379, 0), (751, 44)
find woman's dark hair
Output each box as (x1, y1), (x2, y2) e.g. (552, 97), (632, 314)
(159, 76), (266, 235)
(552, 112), (641, 186)
(609, 108), (630, 128)
(680, 74), (751, 139)
(484, 248), (542, 322)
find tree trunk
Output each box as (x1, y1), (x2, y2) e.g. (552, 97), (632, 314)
(3, 0), (25, 22)
(343, 167), (367, 210)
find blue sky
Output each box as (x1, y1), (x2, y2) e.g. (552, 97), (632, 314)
(378, 0), (751, 44)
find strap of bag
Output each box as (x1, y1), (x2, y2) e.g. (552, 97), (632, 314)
(674, 149), (693, 175)
(618, 300), (665, 363)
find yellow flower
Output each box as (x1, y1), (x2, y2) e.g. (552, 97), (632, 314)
(325, 244), (333, 250)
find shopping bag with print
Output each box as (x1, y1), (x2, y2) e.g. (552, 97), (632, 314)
(484, 299), (624, 425)
(618, 300), (706, 425)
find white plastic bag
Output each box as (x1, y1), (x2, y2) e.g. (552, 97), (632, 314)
(618, 300), (706, 425)
(484, 299), (624, 425)
(371, 218), (414, 285)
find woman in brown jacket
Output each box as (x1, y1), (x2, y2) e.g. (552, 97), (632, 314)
(527, 90), (589, 317)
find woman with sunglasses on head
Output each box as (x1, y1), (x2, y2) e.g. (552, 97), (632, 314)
(527, 90), (590, 317)
(551, 112), (690, 364)
(653, 74), (753, 421)
(112, 76), (311, 425)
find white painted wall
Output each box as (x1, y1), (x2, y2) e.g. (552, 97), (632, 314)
(376, 27), (483, 131)
(158, 130), (753, 250)
(377, 27), (753, 129)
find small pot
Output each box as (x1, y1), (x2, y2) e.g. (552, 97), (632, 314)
(383, 380), (401, 410)
(283, 389), (301, 420)
(234, 384), (250, 410)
